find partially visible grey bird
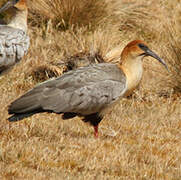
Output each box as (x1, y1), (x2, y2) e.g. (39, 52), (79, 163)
(8, 40), (168, 137)
(0, 0), (29, 74)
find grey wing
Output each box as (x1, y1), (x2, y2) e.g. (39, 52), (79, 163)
(0, 26), (30, 68)
(41, 80), (126, 115)
(40, 64), (127, 115)
(9, 63), (126, 115)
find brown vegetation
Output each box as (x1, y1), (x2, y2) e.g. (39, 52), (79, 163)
(0, 0), (181, 179)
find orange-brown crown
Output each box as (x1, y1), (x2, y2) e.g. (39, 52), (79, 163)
(14, 0), (27, 11)
(0, 0), (27, 13)
(121, 40), (146, 61)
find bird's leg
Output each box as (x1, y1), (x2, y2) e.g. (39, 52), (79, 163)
(82, 113), (101, 137)
(94, 125), (99, 138)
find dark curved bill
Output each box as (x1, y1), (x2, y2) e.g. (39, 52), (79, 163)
(146, 48), (168, 71)
(0, 0), (17, 14)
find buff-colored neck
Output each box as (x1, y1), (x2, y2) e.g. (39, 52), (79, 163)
(119, 55), (143, 96)
(8, 9), (28, 32)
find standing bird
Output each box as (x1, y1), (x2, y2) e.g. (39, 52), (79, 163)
(8, 40), (168, 137)
(0, 0), (29, 74)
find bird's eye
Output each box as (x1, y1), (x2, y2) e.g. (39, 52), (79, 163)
(138, 43), (148, 52)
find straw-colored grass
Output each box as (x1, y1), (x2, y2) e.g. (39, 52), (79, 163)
(0, 0), (181, 179)
(28, 0), (112, 30)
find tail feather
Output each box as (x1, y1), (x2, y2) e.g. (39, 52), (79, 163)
(8, 109), (51, 122)
(8, 92), (41, 114)
(8, 112), (37, 122)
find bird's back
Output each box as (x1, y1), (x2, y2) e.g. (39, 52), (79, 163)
(0, 25), (29, 73)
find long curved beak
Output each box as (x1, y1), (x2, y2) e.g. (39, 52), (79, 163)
(145, 48), (168, 71)
(0, 0), (17, 14)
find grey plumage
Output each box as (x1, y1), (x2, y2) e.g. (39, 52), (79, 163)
(8, 63), (127, 137)
(8, 63), (126, 122)
(0, 25), (29, 73)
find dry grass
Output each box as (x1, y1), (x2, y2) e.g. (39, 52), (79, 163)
(28, 0), (112, 31)
(0, 0), (181, 179)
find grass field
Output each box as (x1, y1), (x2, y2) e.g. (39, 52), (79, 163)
(0, 0), (181, 179)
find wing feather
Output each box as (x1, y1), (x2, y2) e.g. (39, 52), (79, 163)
(9, 63), (127, 115)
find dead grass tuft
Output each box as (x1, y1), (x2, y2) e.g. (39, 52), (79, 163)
(27, 63), (65, 82)
(162, 25), (181, 93)
(28, 0), (110, 30)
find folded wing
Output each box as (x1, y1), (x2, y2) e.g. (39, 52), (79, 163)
(9, 63), (127, 115)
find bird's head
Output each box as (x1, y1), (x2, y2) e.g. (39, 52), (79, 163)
(121, 40), (168, 70)
(0, 0), (27, 13)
